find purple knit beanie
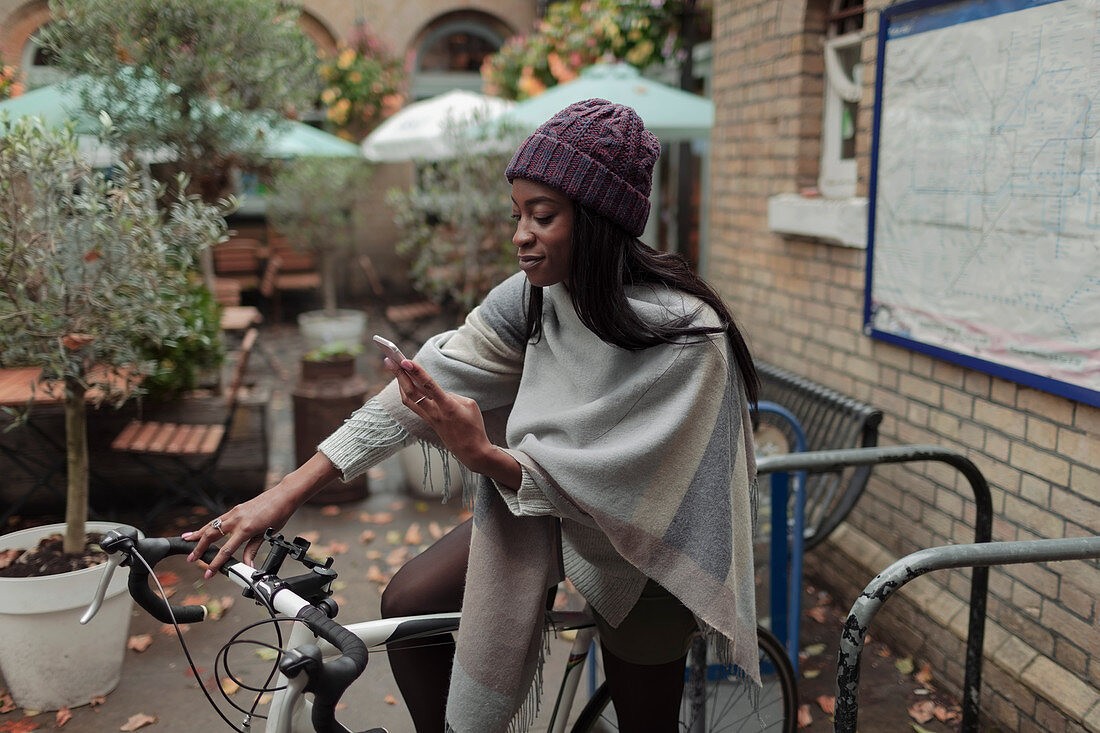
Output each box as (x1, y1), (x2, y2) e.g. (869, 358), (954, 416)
(506, 98), (660, 237)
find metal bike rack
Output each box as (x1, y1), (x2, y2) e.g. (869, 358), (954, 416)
(833, 535), (1100, 733)
(756, 444), (993, 730)
(757, 444), (1100, 733)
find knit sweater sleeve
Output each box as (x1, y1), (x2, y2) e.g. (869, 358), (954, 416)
(317, 398), (410, 482)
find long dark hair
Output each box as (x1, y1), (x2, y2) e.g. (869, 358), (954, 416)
(524, 204), (759, 405)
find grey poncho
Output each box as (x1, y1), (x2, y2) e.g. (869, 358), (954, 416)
(320, 272), (758, 732)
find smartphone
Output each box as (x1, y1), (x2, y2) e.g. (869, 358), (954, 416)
(372, 335), (411, 370)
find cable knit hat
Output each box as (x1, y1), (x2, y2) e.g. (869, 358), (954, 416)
(506, 98), (660, 237)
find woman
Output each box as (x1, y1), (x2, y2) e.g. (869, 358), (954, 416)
(185, 98), (760, 733)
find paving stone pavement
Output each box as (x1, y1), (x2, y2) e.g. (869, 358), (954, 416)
(0, 310), (969, 732)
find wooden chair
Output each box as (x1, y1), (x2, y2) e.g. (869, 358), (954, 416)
(111, 327), (260, 520)
(261, 236), (323, 321)
(212, 238), (264, 293)
(358, 254), (443, 350)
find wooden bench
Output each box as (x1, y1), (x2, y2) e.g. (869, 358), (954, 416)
(111, 327), (260, 519)
(754, 360), (884, 551)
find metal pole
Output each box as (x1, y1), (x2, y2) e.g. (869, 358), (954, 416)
(832, 536), (1100, 733)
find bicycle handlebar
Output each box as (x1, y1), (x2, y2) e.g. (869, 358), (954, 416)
(85, 526), (370, 732)
(134, 535), (224, 623)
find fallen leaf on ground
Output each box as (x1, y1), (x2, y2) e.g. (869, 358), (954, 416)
(184, 667), (208, 679)
(88, 697), (106, 708)
(206, 596), (235, 621)
(0, 549), (22, 570)
(389, 501), (405, 511)
(258, 693), (273, 705)
(332, 580), (348, 591)
(181, 593), (210, 607)
(297, 531), (321, 544)
(801, 669), (820, 679)
(371, 512), (395, 525)
(127, 634), (153, 652)
(320, 505), (342, 516)
(385, 530), (402, 545)
(933, 705), (959, 723)
(317, 540), (349, 556)
(876, 646), (892, 657)
(911, 725), (935, 733)
(915, 662), (933, 686)
(895, 656), (915, 675)
(807, 606), (828, 623)
(797, 704), (812, 728)
(386, 547), (409, 566)
(457, 509), (473, 522)
(55, 708), (72, 727)
(800, 643), (827, 658)
(366, 565), (388, 583)
(367, 467), (386, 480)
(119, 713), (157, 731)
(405, 523), (423, 545)
(816, 695), (835, 714)
(160, 623), (189, 635)
(359, 530), (376, 544)
(428, 521), (444, 540)
(0, 718), (40, 732)
(1, 692), (16, 713)
(908, 699), (935, 723)
(383, 694), (398, 705)
(221, 678), (240, 695)
(255, 648), (280, 661)
(365, 549), (382, 560)
(414, 501), (429, 513)
(155, 570), (181, 586)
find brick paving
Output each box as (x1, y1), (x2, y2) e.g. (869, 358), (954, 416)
(0, 308), (970, 732)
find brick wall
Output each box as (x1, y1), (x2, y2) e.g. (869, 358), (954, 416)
(710, 0), (1099, 729)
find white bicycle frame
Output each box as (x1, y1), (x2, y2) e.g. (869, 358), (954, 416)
(218, 558), (598, 733)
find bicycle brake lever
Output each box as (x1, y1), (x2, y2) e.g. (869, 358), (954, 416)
(80, 552), (124, 625)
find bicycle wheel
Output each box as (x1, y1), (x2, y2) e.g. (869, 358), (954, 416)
(570, 626), (797, 733)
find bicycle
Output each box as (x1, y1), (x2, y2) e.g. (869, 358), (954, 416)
(82, 526), (798, 733)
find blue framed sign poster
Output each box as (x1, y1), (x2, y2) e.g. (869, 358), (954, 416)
(865, 0), (1100, 407)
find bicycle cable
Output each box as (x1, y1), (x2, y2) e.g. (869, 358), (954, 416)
(133, 551), (291, 732)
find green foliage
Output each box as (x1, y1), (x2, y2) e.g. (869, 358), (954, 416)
(39, 0), (321, 199)
(303, 341), (364, 362)
(0, 115), (229, 391)
(266, 157), (375, 312)
(0, 115), (229, 541)
(387, 119), (526, 315)
(482, 0), (689, 100)
(319, 24), (407, 141)
(140, 281), (224, 401)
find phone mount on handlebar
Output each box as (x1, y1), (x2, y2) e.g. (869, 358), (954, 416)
(243, 530), (340, 617)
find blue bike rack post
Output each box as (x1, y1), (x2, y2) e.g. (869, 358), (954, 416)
(755, 401), (807, 673)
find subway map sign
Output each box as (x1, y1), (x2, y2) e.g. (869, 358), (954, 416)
(865, 0), (1100, 406)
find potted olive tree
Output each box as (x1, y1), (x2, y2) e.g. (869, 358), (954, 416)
(266, 156), (375, 348)
(0, 116), (229, 710)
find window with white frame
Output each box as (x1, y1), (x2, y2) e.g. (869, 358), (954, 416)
(818, 0), (864, 198)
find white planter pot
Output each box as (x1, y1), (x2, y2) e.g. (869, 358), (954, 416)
(297, 309), (367, 351)
(0, 522), (139, 711)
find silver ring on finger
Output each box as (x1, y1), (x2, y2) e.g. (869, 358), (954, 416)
(211, 517), (226, 536)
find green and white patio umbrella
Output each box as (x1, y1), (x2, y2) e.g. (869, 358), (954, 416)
(486, 62), (714, 142)
(0, 75), (360, 165)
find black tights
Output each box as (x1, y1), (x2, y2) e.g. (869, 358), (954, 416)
(379, 519), (688, 732)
